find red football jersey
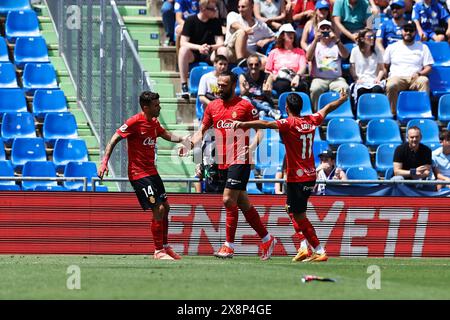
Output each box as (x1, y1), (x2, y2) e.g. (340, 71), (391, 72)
(116, 113), (166, 180)
(202, 96), (259, 169)
(276, 113), (324, 183)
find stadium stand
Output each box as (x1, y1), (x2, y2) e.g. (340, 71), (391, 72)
(406, 119), (440, 146)
(14, 36), (50, 68)
(0, 144), (5, 160)
(346, 166), (379, 186)
(336, 143), (372, 171)
(0, 0), (31, 15)
(21, 160), (58, 191)
(0, 37), (9, 62)
(326, 118), (362, 146)
(5, 10), (40, 43)
(429, 66), (450, 97)
(375, 143), (399, 175)
(0, 62), (19, 88)
(438, 94), (450, 124)
(22, 63), (59, 93)
(365, 119), (402, 148)
(188, 66), (214, 97)
(10, 137), (47, 171)
(396, 91), (434, 124)
(424, 42), (450, 67)
(1, 112), (36, 146)
(63, 161), (108, 191)
(318, 91), (353, 122)
(32, 89), (68, 121)
(261, 167), (277, 194)
(0, 88), (28, 117)
(357, 93), (393, 123)
(42, 112), (78, 146)
(52, 138), (89, 173)
(0, 160), (18, 189)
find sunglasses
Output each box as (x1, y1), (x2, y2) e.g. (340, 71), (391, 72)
(403, 28), (415, 33)
(206, 6), (217, 11)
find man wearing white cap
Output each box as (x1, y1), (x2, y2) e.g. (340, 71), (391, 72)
(306, 19), (349, 111)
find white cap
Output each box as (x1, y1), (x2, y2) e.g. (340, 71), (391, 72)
(317, 20), (332, 28)
(277, 23), (295, 36)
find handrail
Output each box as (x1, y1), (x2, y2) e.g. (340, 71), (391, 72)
(0, 177), (88, 191)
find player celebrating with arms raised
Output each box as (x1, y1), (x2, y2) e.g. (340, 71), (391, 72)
(187, 70), (277, 260)
(98, 91), (192, 260)
(233, 89), (348, 262)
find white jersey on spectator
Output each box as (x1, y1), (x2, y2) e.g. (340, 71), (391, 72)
(383, 41), (434, 77)
(198, 71), (219, 97)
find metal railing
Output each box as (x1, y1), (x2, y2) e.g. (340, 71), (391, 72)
(0, 177), (88, 190)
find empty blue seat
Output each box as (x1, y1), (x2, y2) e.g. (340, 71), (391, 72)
(429, 66), (450, 97)
(10, 137), (46, 170)
(396, 91), (434, 124)
(278, 91), (312, 118)
(21, 160), (58, 191)
(438, 94), (450, 124)
(1, 112), (36, 146)
(424, 42), (450, 67)
(0, 160), (17, 187)
(336, 143), (372, 171)
(53, 138), (88, 172)
(365, 119), (402, 148)
(5, 10), (40, 43)
(318, 91), (353, 121)
(375, 143), (399, 174)
(22, 63), (58, 94)
(0, 184), (20, 190)
(0, 62), (19, 88)
(14, 36), (50, 68)
(0, 88), (27, 117)
(255, 138), (284, 171)
(33, 185), (68, 191)
(261, 167), (276, 194)
(32, 89), (68, 120)
(313, 140), (330, 167)
(326, 118), (362, 146)
(64, 161), (107, 191)
(314, 127), (322, 141)
(385, 167), (394, 179)
(231, 66), (247, 76)
(0, 37), (9, 62)
(357, 93), (392, 122)
(189, 61), (209, 71)
(346, 166), (379, 187)
(0, 144), (5, 160)
(406, 119), (440, 145)
(0, 0), (31, 16)
(188, 66), (214, 97)
(247, 170), (262, 194)
(42, 112), (78, 146)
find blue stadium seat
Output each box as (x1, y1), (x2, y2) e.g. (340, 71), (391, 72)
(1, 112), (36, 146)
(341, 43), (356, 72)
(261, 167), (277, 194)
(255, 138), (284, 171)
(52, 138), (88, 172)
(0, 160), (17, 187)
(318, 91), (353, 121)
(326, 118), (362, 146)
(14, 36), (50, 68)
(10, 137), (47, 170)
(0, 62), (19, 88)
(375, 143), (399, 174)
(64, 161), (108, 191)
(42, 112), (78, 146)
(365, 119), (402, 148)
(0, 144), (5, 160)
(5, 10), (40, 43)
(231, 66), (247, 76)
(195, 95), (204, 120)
(346, 166), (379, 187)
(406, 119), (440, 145)
(396, 91), (434, 124)
(0, 37), (9, 62)
(438, 94), (450, 124)
(21, 160), (58, 191)
(188, 66), (214, 97)
(313, 140), (330, 167)
(0, 88), (27, 117)
(448, 122), (450, 131)
(429, 66), (450, 97)
(425, 141), (441, 151)
(336, 143), (372, 171)
(0, 0), (31, 16)
(357, 93), (392, 123)
(32, 89), (68, 120)
(33, 185), (68, 191)
(22, 63), (58, 94)
(278, 91), (312, 118)
(314, 127), (322, 141)
(0, 184), (20, 190)
(189, 61), (209, 71)
(424, 42), (450, 67)
(385, 167), (394, 180)
(247, 170), (262, 194)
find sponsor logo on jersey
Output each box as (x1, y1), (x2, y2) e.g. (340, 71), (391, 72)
(216, 119), (234, 129)
(251, 108), (258, 116)
(119, 124), (128, 132)
(143, 137), (156, 146)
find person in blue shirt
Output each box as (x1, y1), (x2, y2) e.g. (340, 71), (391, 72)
(376, 0), (409, 54)
(175, 0), (200, 40)
(161, 0), (176, 46)
(412, 0), (450, 42)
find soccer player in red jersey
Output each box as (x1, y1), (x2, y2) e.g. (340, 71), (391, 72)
(98, 91), (192, 260)
(187, 70), (277, 260)
(233, 89), (348, 262)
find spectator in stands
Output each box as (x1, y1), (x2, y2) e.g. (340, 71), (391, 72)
(384, 21), (434, 115)
(198, 55), (229, 108)
(291, 0), (316, 39)
(306, 20), (349, 111)
(349, 28), (385, 111)
(239, 54), (282, 119)
(174, 0), (200, 43)
(253, 0), (287, 31)
(300, 0), (334, 52)
(392, 126), (432, 182)
(314, 149), (347, 195)
(178, 0), (228, 98)
(161, 0), (176, 46)
(332, 0), (376, 43)
(375, 0), (409, 55)
(412, 0), (450, 42)
(432, 130), (450, 190)
(224, 0), (276, 66)
(265, 23), (309, 96)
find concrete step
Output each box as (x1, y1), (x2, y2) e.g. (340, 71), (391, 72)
(139, 45), (176, 72)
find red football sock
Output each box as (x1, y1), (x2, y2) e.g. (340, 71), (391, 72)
(296, 217), (320, 249)
(243, 206), (268, 239)
(151, 218), (164, 250)
(225, 204), (239, 243)
(288, 213), (306, 242)
(162, 214), (169, 246)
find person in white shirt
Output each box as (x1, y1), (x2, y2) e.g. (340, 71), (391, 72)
(198, 54), (229, 108)
(224, 0), (276, 66)
(384, 21), (434, 115)
(432, 130), (450, 190)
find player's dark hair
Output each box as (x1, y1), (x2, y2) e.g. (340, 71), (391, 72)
(214, 54), (228, 64)
(219, 70), (238, 85)
(139, 91), (159, 109)
(286, 93), (303, 116)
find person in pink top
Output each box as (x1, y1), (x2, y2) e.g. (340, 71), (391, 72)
(98, 91), (192, 260)
(264, 23), (308, 96)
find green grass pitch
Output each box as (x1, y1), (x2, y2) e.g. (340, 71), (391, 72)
(0, 255), (448, 299)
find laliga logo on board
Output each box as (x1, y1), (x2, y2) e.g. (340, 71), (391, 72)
(216, 119), (234, 129)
